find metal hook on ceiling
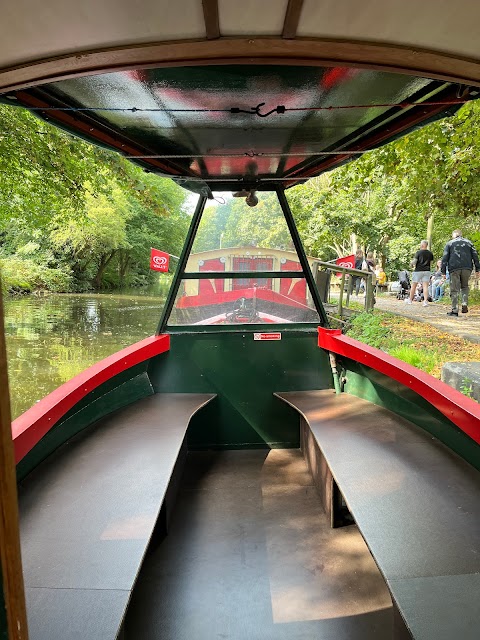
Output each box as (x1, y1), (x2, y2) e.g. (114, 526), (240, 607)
(230, 103), (286, 118)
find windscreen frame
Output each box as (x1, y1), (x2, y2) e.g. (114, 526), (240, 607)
(156, 187), (328, 333)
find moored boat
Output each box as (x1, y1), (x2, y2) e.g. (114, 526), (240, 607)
(176, 246), (319, 324)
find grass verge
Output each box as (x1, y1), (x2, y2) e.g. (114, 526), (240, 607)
(345, 310), (480, 378)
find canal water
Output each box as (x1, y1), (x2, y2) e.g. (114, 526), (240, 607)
(4, 285), (168, 419)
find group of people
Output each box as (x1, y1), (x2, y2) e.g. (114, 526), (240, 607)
(349, 249), (377, 296)
(406, 230), (480, 316)
(428, 261), (447, 301)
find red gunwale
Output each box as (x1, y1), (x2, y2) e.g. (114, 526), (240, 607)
(12, 334), (170, 463)
(318, 327), (480, 445)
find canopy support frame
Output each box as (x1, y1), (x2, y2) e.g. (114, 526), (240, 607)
(0, 291), (29, 640)
(157, 192), (208, 334)
(276, 187), (329, 327)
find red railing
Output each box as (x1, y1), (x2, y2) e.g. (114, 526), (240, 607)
(12, 334), (170, 463)
(318, 327), (480, 445)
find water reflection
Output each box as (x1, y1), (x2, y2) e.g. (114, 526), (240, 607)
(4, 284), (168, 419)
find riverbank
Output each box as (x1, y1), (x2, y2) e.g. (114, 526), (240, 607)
(346, 310), (480, 379)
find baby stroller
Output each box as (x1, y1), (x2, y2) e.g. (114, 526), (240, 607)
(397, 270), (411, 300)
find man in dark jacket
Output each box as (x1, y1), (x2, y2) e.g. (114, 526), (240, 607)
(441, 230), (480, 316)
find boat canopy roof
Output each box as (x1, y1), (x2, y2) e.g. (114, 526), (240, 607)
(2, 1), (480, 192)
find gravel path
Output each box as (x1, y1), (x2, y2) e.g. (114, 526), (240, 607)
(373, 294), (480, 344)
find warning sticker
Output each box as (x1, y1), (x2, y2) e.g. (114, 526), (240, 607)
(253, 333), (282, 341)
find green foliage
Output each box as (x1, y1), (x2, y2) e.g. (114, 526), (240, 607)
(388, 345), (437, 374)
(469, 288), (480, 305)
(345, 312), (391, 348)
(0, 257), (72, 293)
(0, 103), (189, 292)
(345, 310), (480, 380)
(460, 377), (474, 398)
(193, 194), (292, 253)
(287, 101), (480, 277)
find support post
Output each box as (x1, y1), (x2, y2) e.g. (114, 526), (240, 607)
(276, 188), (329, 326)
(338, 272), (345, 317)
(0, 289), (29, 639)
(345, 275), (351, 308)
(365, 274), (374, 311)
(157, 193), (208, 333)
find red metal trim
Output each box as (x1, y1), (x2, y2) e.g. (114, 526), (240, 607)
(12, 334), (170, 463)
(318, 327), (480, 445)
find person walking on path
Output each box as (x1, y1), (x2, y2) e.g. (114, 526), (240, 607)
(405, 240), (434, 306)
(350, 249), (364, 296)
(441, 229), (480, 316)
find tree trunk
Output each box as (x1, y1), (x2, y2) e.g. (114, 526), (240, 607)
(118, 253), (131, 284)
(93, 250), (116, 289)
(351, 233), (357, 254)
(426, 212), (434, 249)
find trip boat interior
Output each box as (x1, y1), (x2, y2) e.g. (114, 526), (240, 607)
(1, 2), (480, 640)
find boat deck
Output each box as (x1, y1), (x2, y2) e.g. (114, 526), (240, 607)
(18, 392), (214, 640)
(125, 449), (393, 639)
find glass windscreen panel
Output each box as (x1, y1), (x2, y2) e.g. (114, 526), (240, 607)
(168, 277), (320, 326)
(188, 193), (302, 272)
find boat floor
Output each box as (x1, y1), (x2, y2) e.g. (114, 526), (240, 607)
(125, 449), (393, 639)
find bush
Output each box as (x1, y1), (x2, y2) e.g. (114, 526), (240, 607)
(346, 312), (391, 349)
(0, 257), (72, 293)
(469, 288), (480, 305)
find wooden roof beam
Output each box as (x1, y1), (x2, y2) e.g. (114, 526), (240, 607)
(3, 39), (480, 95)
(283, 0), (305, 39)
(202, 0), (220, 40)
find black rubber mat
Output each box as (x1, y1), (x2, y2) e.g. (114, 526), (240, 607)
(125, 450), (392, 639)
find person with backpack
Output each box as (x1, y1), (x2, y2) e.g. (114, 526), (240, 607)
(441, 230), (480, 316)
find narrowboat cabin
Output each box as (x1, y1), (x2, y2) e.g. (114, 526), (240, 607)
(1, 2), (480, 640)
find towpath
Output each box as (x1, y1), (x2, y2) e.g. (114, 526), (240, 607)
(373, 295), (480, 344)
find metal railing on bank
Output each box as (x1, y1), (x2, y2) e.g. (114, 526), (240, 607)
(312, 260), (376, 318)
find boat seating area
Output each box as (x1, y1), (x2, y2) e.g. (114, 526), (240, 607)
(276, 390), (480, 640)
(124, 448), (393, 640)
(18, 392), (215, 640)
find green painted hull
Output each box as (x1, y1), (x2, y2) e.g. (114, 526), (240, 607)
(150, 329), (331, 449)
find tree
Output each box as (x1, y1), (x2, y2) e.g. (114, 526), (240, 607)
(0, 103), (189, 292)
(50, 187), (129, 289)
(285, 100), (480, 276)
